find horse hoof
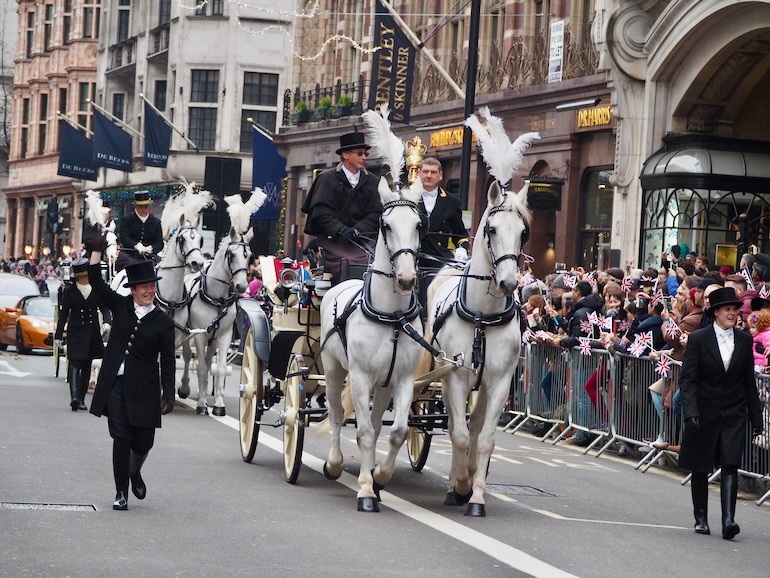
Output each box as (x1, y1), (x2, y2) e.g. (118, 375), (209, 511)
(465, 503), (486, 517)
(444, 490), (473, 506)
(323, 462), (341, 480)
(212, 406), (226, 417)
(178, 390), (189, 399)
(357, 497), (380, 513)
(195, 406), (208, 416)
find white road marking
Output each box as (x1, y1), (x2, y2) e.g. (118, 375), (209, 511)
(178, 398), (577, 578)
(532, 508), (687, 530)
(0, 360), (30, 377)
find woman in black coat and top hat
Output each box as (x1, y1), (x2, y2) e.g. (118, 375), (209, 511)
(86, 232), (176, 511)
(678, 286), (764, 539)
(53, 258), (111, 411)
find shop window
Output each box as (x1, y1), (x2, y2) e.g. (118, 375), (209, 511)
(577, 167), (613, 270)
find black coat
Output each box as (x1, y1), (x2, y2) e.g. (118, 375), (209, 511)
(418, 188), (468, 261)
(560, 293), (604, 349)
(87, 265), (176, 429)
(118, 211), (164, 254)
(678, 325), (764, 473)
(54, 283), (111, 361)
(302, 164), (383, 238)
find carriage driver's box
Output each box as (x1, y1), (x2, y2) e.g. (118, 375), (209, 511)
(259, 256), (320, 333)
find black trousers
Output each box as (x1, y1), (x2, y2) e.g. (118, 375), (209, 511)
(106, 377), (155, 493)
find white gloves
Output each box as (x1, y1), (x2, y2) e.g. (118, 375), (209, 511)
(53, 339), (63, 349)
(101, 323), (111, 336)
(454, 246), (469, 262)
(135, 243), (152, 255)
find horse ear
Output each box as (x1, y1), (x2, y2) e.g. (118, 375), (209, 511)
(242, 228), (254, 244)
(229, 226), (238, 239)
(178, 214), (186, 227)
(378, 176), (396, 204)
(517, 181), (529, 203)
(403, 180), (423, 204)
(487, 180), (502, 205)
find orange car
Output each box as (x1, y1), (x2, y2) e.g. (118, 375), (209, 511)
(0, 295), (55, 353)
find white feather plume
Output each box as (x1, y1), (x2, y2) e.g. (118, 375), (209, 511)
(225, 188), (267, 234)
(362, 104), (405, 182)
(84, 190), (109, 227)
(181, 181), (214, 224)
(464, 106), (540, 186)
(160, 190), (184, 237)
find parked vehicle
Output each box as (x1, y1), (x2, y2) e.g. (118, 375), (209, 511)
(0, 295), (55, 353)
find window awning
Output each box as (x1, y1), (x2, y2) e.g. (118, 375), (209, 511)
(641, 134), (770, 193)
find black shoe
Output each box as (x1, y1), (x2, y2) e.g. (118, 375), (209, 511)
(694, 510), (710, 535)
(70, 400), (79, 411)
(129, 452), (148, 500)
(113, 491), (128, 510)
(77, 401), (87, 411)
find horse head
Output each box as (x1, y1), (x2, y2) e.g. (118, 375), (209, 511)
(224, 227), (251, 294)
(375, 178), (425, 294)
(174, 214), (205, 273)
(477, 181), (531, 296)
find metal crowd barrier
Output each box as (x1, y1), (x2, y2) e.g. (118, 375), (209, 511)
(504, 343), (770, 505)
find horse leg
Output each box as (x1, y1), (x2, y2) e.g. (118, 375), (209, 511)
(178, 340), (192, 399)
(211, 332), (232, 416)
(465, 376), (511, 517)
(194, 334), (209, 415)
(350, 370), (378, 512)
(443, 373), (473, 506)
(466, 386), (489, 482)
(322, 359), (347, 480)
(372, 375), (412, 494)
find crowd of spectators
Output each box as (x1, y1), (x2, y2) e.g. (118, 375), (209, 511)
(0, 255), (64, 294)
(515, 246), (770, 449)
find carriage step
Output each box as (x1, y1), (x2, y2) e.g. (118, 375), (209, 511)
(255, 419), (282, 428)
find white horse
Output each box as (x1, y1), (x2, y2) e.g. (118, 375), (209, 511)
(179, 228), (253, 416)
(178, 190), (264, 416)
(320, 105), (426, 512)
(427, 108), (538, 517)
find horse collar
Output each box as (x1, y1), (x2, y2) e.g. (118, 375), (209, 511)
(360, 272), (421, 324)
(456, 263), (518, 327)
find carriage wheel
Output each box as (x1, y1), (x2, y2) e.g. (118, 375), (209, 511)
(283, 353), (306, 484)
(239, 329), (263, 463)
(407, 399), (432, 471)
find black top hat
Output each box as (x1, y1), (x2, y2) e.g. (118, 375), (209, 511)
(336, 132), (371, 155)
(71, 258), (89, 278)
(123, 260), (162, 288)
(133, 191), (152, 206)
(707, 286), (742, 314)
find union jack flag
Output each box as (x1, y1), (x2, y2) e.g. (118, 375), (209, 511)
(629, 339), (647, 358)
(621, 276), (633, 292)
(588, 311), (600, 326)
(641, 275), (656, 284)
(618, 319), (632, 333)
(760, 284), (770, 299)
(741, 268), (756, 291)
(637, 330), (654, 349)
(651, 290), (664, 306)
(563, 274), (577, 289)
(655, 355), (672, 377)
(520, 272), (535, 287)
(664, 320), (681, 338)
(580, 319), (593, 334)
(600, 316), (613, 332)
(578, 337), (592, 356)
(535, 330), (550, 341)
(522, 328), (533, 343)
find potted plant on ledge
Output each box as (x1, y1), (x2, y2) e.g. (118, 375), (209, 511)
(333, 95), (354, 118)
(291, 101), (312, 124)
(312, 96), (333, 121)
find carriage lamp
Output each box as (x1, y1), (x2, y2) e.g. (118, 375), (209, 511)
(24, 245), (33, 256)
(276, 257), (297, 304)
(61, 261), (72, 282)
(62, 244), (72, 257)
(42, 247), (50, 256)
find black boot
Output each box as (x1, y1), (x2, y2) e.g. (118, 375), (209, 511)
(76, 363), (91, 411)
(68, 365), (80, 411)
(721, 472), (740, 540)
(129, 451), (148, 500)
(113, 440), (130, 510)
(691, 473), (710, 535)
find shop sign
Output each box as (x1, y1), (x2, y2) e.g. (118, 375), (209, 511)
(526, 178), (563, 211)
(577, 105), (613, 129)
(429, 126), (477, 149)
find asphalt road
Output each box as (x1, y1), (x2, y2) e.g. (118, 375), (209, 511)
(1, 349), (769, 577)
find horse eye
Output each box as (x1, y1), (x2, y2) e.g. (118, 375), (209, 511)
(487, 226), (496, 236)
(382, 222), (391, 231)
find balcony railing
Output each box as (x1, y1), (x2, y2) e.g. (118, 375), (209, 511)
(149, 24), (170, 57)
(283, 75), (367, 126)
(108, 39), (136, 72)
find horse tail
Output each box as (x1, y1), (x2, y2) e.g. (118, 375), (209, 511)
(314, 381), (354, 436)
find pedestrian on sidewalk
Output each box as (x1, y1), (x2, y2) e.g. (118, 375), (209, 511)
(53, 258), (111, 411)
(85, 228), (176, 511)
(678, 286), (764, 539)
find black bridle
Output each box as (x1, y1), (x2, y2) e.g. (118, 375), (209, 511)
(200, 237), (250, 307)
(370, 198), (424, 279)
(158, 224), (204, 272)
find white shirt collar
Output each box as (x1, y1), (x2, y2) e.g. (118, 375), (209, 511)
(135, 209), (149, 223)
(341, 165), (359, 185)
(133, 302), (155, 319)
(422, 187), (439, 198)
(713, 323), (733, 341)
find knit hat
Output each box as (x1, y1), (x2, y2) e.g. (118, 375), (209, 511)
(605, 267), (624, 281)
(719, 266), (733, 275)
(552, 274), (567, 289)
